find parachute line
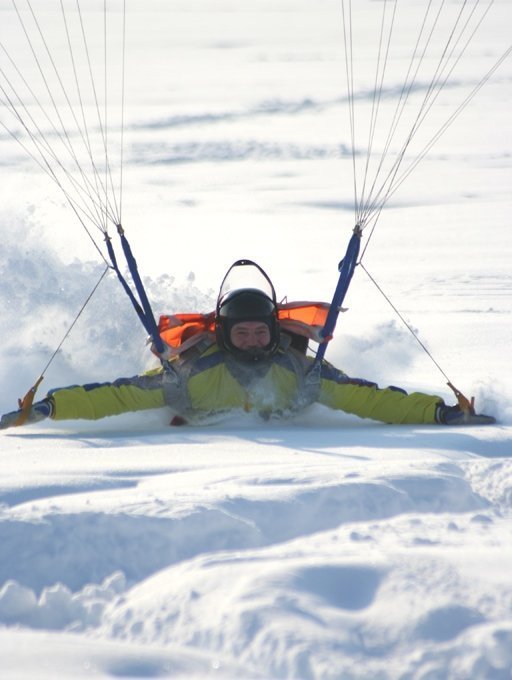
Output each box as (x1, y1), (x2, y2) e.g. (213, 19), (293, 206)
(0, 43), (109, 230)
(1, 0), (126, 246)
(319, 0), (509, 365)
(360, 263), (451, 384)
(12, 1), (115, 227)
(118, 0), (127, 219)
(340, 0), (358, 223)
(361, 0), (496, 232)
(1, 2), (168, 359)
(339, 0), (510, 262)
(357, 0), (398, 220)
(40, 264), (111, 379)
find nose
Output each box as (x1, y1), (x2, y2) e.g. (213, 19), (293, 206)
(243, 331), (266, 348)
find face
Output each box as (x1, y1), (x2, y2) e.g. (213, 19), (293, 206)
(230, 321), (271, 350)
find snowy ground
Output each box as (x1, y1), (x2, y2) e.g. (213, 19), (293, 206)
(1, 1), (512, 678)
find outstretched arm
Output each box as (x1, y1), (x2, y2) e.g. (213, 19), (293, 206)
(0, 399), (54, 430)
(317, 364), (494, 425)
(1, 373), (167, 429)
(49, 375), (166, 421)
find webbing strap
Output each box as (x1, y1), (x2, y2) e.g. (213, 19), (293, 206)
(447, 381), (475, 416)
(105, 225), (165, 356)
(14, 375), (44, 426)
(314, 226), (362, 365)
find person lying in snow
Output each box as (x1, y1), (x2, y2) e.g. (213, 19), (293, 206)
(0, 260), (495, 430)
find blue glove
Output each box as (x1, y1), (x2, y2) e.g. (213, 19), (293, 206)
(436, 404), (496, 426)
(0, 398), (54, 430)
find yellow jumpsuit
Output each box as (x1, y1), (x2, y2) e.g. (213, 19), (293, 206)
(49, 344), (441, 425)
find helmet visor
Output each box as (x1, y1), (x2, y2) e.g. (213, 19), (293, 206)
(217, 259), (277, 311)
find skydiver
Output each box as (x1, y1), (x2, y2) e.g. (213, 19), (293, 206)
(0, 261), (496, 431)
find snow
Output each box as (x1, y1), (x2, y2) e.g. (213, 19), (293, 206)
(1, 1), (512, 678)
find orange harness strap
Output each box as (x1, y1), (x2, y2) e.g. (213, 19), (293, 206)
(447, 381), (475, 416)
(14, 375), (44, 427)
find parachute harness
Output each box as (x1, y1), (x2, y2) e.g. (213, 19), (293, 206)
(105, 224), (166, 357)
(105, 225), (181, 383)
(313, 222), (478, 417)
